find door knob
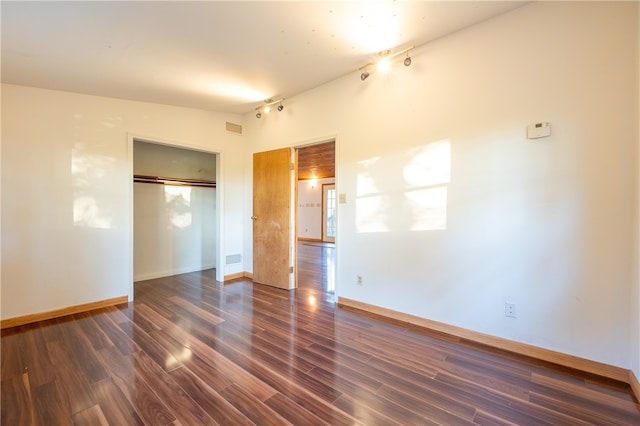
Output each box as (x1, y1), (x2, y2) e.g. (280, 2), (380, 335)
(251, 216), (258, 221)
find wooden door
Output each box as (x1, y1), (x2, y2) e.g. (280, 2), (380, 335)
(252, 148), (295, 289)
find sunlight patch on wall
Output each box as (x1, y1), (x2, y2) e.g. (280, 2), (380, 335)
(403, 140), (450, 231)
(73, 197), (112, 229)
(405, 187), (448, 231)
(355, 140), (451, 233)
(72, 142), (115, 229)
(356, 195), (391, 233)
(356, 157), (381, 196)
(356, 156), (390, 233)
(164, 185), (192, 229)
(404, 140), (451, 187)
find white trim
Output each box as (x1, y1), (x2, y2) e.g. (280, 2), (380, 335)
(127, 133), (225, 287)
(291, 134), (339, 295)
(126, 133), (135, 301)
(134, 264), (217, 283)
(215, 151), (225, 282)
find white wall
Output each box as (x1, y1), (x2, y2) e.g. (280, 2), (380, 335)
(1, 84), (246, 320)
(134, 183), (216, 281)
(298, 178), (335, 240)
(244, 2), (638, 370)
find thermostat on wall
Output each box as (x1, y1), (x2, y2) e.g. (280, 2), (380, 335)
(526, 122), (551, 139)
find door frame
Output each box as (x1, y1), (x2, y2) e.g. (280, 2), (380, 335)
(293, 136), (338, 292)
(127, 133), (225, 301)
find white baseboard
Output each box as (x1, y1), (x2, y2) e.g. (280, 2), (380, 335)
(134, 263), (216, 282)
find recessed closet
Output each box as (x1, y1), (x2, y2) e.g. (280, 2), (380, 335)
(133, 140), (217, 281)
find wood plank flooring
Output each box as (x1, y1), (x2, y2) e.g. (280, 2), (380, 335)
(2, 242), (639, 425)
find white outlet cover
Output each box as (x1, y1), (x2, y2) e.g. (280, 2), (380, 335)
(505, 302), (517, 318)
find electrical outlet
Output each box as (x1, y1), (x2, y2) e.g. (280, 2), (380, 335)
(357, 275), (363, 285)
(505, 302), (517, 318)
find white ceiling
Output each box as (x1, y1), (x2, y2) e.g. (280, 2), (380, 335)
(1, 1), (527, 115)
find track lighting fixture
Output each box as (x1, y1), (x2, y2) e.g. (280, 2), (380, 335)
(358, 45), (414, 81)
(254, 98), (285, 119)
(378, 57), (391, 72)
(377, 50), (391, 72)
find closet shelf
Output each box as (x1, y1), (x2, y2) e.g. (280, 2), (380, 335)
(133, 174), (216, 188)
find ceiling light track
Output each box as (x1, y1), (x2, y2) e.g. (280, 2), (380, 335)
(255, 98), (285, 118)
(359, 45), (414, 81)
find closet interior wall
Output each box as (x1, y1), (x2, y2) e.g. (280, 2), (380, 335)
(133, 140), (217, 281)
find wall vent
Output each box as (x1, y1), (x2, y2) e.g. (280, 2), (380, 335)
(226, 254), (242, 264)
(226, 122), (243, 134)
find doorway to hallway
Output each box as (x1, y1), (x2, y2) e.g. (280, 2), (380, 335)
(296, 140), (336, 297)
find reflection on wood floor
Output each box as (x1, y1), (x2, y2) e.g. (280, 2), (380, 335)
(297, 240), (336, 298)
(2, 242), (639, 425)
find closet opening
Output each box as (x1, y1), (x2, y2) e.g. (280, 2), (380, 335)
(132, 139), (218, 283)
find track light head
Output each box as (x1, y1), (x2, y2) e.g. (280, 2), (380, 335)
(256, 98), (284, 118)
(357, 45), (414, 79)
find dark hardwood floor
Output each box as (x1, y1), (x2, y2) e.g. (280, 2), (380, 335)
(2, 242), (639, 425)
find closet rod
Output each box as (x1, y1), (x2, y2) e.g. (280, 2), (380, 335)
(133, 174), (216, 188)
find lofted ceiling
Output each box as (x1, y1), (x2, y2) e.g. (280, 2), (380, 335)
(1, 1), (528, 115)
